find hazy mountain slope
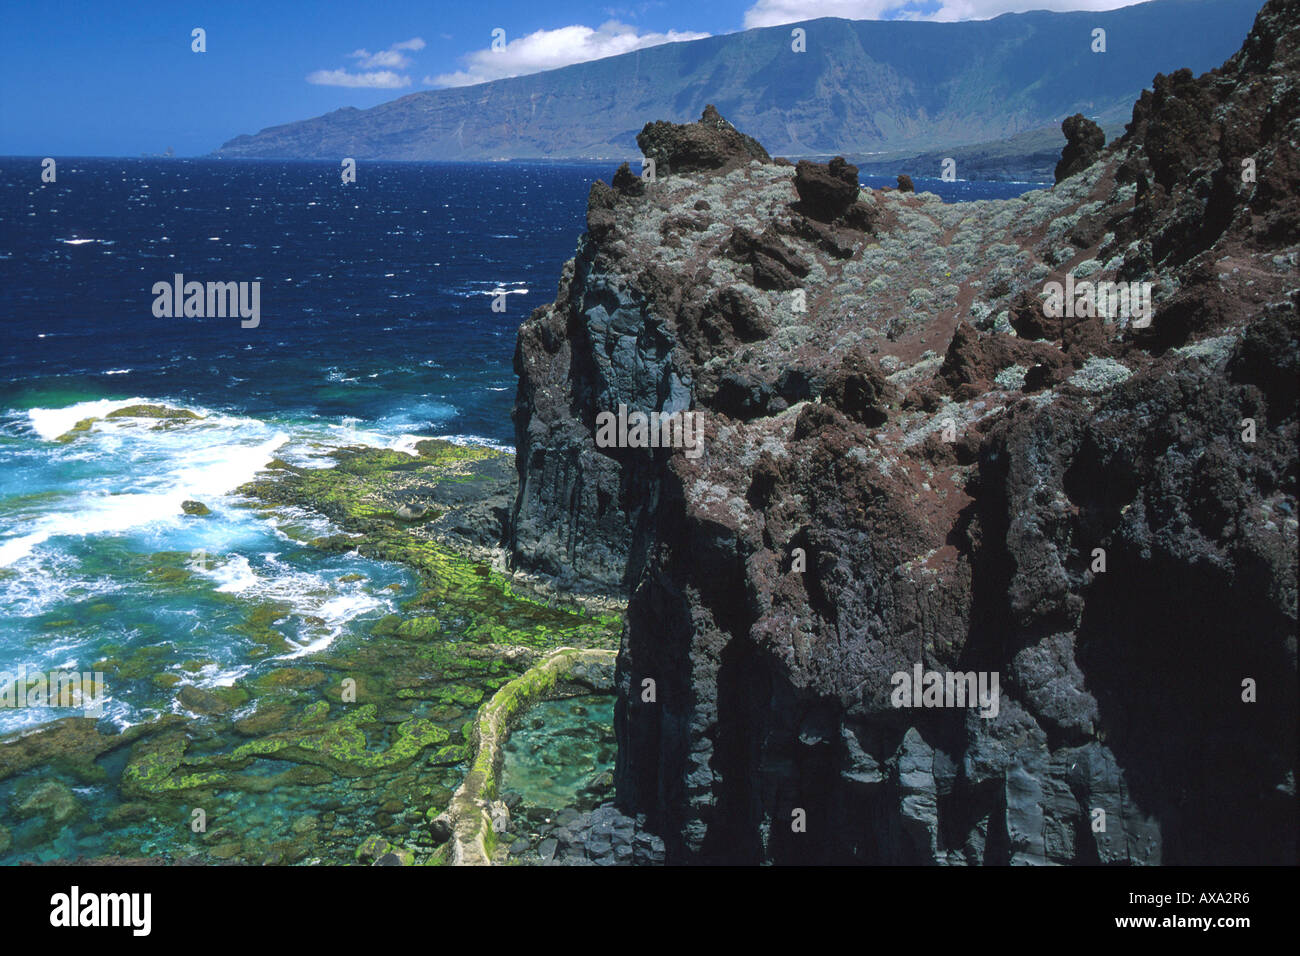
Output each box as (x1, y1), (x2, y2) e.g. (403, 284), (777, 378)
(215, 0), (1263, 161)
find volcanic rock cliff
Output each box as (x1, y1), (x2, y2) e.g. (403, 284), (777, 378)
(509, 0), (1299, 864)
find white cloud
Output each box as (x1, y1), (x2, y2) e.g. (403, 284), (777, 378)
(346, 38), (426, 70)
(306, 69), (412, 89)
(310, 38), (426, 86)
(350, 48), (412, 69)
(743, 0), (1142, 28)
(428, 20), (710, 87)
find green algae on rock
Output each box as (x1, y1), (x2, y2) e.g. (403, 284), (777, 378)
(53, 404), (204, 442)
(228, 704), (450, 777)
(53, 417), (96, 443)
(237, 442), (622, 653)
(104, 404), (203, 421)
(0, 716), (184, 785)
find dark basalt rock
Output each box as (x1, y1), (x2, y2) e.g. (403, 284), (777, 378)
(636, 105), (770, 178)
(841, 201), (875, 232)
(776, 367), (823, 404)
(585, 180), (619, 242)
(1143, 259), (1238, 346)
(677, 286), (771, 351)
(1228, 306), (1300, 410)
(728, 226), (811, 291)
(528, 804), (664, 865)
(1054, 113), (1105, 184)
(794, 156), (861, 221)
(705, 370), (780, 421)
(611, 162), (645, 197)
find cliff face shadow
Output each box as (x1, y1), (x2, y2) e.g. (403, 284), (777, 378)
(1072, 544), (1297, 864)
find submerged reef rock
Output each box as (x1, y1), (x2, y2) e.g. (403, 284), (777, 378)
(509, 0), (1298, 865)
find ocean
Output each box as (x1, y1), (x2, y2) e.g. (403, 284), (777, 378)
(0, 159), (619, 742)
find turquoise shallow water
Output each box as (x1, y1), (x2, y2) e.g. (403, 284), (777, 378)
(501, 695), (616, 809)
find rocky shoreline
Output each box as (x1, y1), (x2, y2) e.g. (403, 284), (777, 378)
(1, 438), (622, 866)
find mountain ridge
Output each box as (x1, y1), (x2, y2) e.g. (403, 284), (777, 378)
(214, 0), (1264, 163)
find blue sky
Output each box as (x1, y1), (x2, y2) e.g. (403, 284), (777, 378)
(1, 0), (1141, 156)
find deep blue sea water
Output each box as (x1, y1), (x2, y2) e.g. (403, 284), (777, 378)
(0, 158), (1042, 736)
(0, 158), (613, 444)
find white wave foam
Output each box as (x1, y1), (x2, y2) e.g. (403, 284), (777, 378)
(190, 551), (397, 659)
(0, 546), (119, 616)
(26, 397), (155, 441)
(206, 553), (260, 593)
(0, 531), (53, 567)
(3, 399), (288, 565)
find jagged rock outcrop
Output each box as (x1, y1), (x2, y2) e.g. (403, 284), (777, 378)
(1055, 114), (1106, 183)
(510, 0), (1298, 864)
(637, 105), (771, 178)
(611, 162), (645, 197)
(795, 157), (860, 221)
